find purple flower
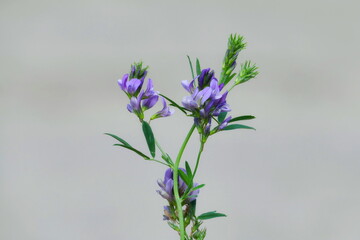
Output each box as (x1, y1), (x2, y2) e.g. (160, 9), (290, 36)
(198, 68), (215, 89)
(127, 78), (142, 95)
(144, 78), (157, 97)
(127, 91), (144, 114)
(182, 94), (199, 111)
(142, 94), (159, 110)
(118, 74), (143, 96)
(151, 97), (175, 120)
(181, 68), (232, 139)
(204, 119), (212, 135)
(218, 116), (232, 130)
(181, 79), (196, 94)
(157, 168), (199, 203)
(117, 74), (129, 92)
(117, 63), (174, 120)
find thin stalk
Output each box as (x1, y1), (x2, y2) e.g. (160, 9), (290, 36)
(228, 84), (236, 92)
(192, 142), (204, 179)
(155, 140), (167, 157)
(148, 159), (170, 167)
(173, 124), (196, 240)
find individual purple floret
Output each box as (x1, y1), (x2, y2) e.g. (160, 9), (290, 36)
(127, 93), (143, 114)
(151, 97), (175, 120)
(157, 168), (199, 204)
(117, 74), (143, 96)
(218, 116), (232, 130)
(142, 94), (159, 110)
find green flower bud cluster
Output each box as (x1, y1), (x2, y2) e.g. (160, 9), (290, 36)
(219, 34), (246, 86)
(219, 33), (259, 90)
(235, 60), (259, 85)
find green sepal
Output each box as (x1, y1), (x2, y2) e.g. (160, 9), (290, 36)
(113, 144), (151, 160)
(229, 115), (255, 122)
(222, 124), (256, 131)
(160, 94), (188, 115)
(197, 211), (227, 220)
(196, 58), (201, 76)
(142, 121), (156, 158)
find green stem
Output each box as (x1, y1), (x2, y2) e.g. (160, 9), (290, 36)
(155, 140), (167, 157)
(173, 124), (196, 240)
(148, 159), (170, 167)
(192, 142), (204, 179)
(228, 84), (236, 92)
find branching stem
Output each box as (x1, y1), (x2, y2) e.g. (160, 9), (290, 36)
(173, 124), (196, 240)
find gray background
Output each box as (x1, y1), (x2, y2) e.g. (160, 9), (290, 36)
(1, 0), (359, 239)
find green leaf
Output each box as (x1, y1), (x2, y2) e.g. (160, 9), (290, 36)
(142, 121), (156, 158)
(197, 211), (227, 220)
(196, 58), (201, 76)
(185, 161), (193, 179)
(113, 144), (151, 160)
(187, 55), (195, 79)
(104, 133), (132, 147)
(190, 184), (205, 192)
(218, 112), (227, 123)
(229, 115), (255, 123)
(189, 199), (197, 218)
(160, 94), (188, 115)
(179, 169), (191, 186)
(222, 124), (255, 131)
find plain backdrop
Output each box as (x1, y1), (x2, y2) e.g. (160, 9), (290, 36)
(1, 0), (360, 240)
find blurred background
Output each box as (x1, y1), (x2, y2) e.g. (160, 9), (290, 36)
(1, 0), (360, 239)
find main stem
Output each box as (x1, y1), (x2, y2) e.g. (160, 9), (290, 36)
(173, 124), (195, 240)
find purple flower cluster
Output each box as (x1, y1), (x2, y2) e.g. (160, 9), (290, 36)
(181, 68), (232, 137)
(117, 64), (173, 120)
(157, 168), (200, 204)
